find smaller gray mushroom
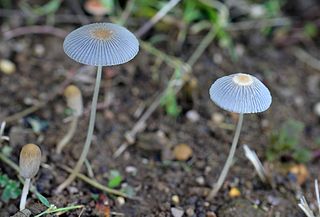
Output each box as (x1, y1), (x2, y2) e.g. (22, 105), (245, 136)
(207, 73), (271, 199)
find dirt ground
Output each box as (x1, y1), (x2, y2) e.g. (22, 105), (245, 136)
(1, 1), (320, 217)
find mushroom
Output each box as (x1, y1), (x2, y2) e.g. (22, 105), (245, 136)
(56, 23), (139, 193)
(56, 85), (83, 154)
(19, 144), (41, 211)
(207, 73), (272, 199)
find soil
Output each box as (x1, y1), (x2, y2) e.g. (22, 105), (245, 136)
(0, 1), (320, 217)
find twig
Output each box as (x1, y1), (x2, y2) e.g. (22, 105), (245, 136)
(292, 46), (320, 72)
(0, 152), (135, 200)
(0, 152), (39, 196)
(0, 9), (95, 24)
(58, 165), (137, 200)
(243, 144), (268, 183)
(0, 152), (20, 172)
(135, 0), (181, 37)
(3, 25), (67, 40)
(56, 117), (78, 154)
(140, 41), (189, 71)
(227, 17), (291, 31)
(4, 102), (45, 124)
(117, 0), (136, 26)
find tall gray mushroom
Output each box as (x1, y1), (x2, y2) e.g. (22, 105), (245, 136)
(207, 73), (272, 199)
(57, 23), (139, 192)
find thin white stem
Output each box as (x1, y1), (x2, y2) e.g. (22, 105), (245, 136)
(56, 65), (102, 193)
(135, 0), (181, 37)
(19, 178), (31, 211)
(207, 113), (244, 200)
(315, 179), (320, 215)
(56, 117), (78, 154)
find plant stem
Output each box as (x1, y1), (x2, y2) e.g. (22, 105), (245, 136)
(207, 113), (244, 200)
(34, 204), (84, 217)
(59, 165), (134, 199)
(56, 65), (102, 193)
(56, 117), (78, 154)
(19, 178), (30, 210)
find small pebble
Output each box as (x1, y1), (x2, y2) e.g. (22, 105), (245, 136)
(203, 201), (210, 207)
(250, 4), (265, 18)
(186, 207), (195, 216)
(229, 187), (241, 198)
(125, 166), (137, 176)
(294, 96), (304, 107)
(206, 211), (217, 217)
(0, 59), (16, 74)
(34, 44), (45, 57)
(186, 110), (200, 122)
(142, 158), (149, 164)
(235, 44), (245, 57)
(67, 186), (79, 194)
(196, 176), (205, 185)
(211, 112), (224, 124)
(314, 102), (320, 116)
(267, 195), (281, 206)
(205, 166), (212, 174)
(213, 53), (223, 64)
(171, 207), (184, 217)
(289, 164), (309, 185)
(173, 144), (193, 161)
(116, 197), (125, 206)
(172, 195), (180, 204)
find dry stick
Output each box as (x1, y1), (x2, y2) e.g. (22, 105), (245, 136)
(117, 0), (136, 26)
(0, 9), (95, 24)
(292, 46), (320, 72)
(227, 17), (290, 31)
(3, 25), (67, 40)
(59, 165), (135, 199)
(135, 0), (181, 37)
(114, 28), (216, 158)
(0, 152), (133, 200)
(56, 117), (78, 154)
(0, 152), (39, 199)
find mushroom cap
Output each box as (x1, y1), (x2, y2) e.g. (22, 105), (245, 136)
(64, 85), (83, 117)
(209, 73), (272, 114)
(19, 144), (42, 179)
(63, 23), (139, 66)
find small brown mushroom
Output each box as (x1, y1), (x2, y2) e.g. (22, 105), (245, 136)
(19, 144), (41, 211)
(56, 85), (83, 154)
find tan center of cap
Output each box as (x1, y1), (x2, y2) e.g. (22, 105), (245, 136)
(91, 28), (114, 40)
(232, 73), (253, 86)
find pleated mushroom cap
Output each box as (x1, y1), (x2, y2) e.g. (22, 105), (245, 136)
(63, 23), (139, 66)
(209, 73), (272, 114)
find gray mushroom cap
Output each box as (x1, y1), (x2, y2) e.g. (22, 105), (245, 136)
(63, 23), (139, 66)
(209, 73), (272, 114)
(19, 144), (42, 179)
